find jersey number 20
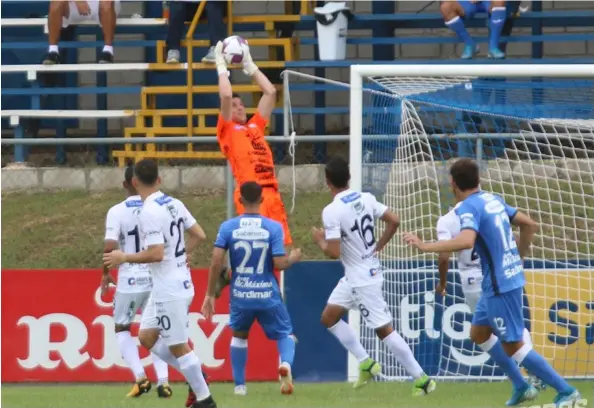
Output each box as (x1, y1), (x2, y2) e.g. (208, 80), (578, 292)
(234, 240), (269, 274)
(351, 214), (376, 249)
(169, 218), (186, 257)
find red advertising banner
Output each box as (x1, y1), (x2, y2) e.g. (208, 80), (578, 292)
(1, 269), (279, 383)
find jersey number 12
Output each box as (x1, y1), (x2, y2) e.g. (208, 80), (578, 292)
(351, 214), (376, 249)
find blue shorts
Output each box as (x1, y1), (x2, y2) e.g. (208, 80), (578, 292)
(229, 303), (293, 340)
(472, 287), (525, 342)
(460, 1), (491, 18)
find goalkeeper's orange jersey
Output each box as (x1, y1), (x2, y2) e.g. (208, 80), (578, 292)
(216, 112), (278, 189)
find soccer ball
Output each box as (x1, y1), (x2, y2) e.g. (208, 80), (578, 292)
(222, 35), (247, 65)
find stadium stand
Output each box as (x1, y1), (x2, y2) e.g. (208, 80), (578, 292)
(2, 0), (593, 166)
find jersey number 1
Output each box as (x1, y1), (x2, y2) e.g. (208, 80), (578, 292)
(351, 214), (376, 249)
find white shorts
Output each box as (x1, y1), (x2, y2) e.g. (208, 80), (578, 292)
(113, 291), (151, 326)
(140, 294), (193, 346)
(63, 0), (121, 27)
(464, 290), (482, 313)
(327, 278), (392, 329)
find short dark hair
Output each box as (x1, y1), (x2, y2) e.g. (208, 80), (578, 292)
(325, 155), (350, 188)
(240, 181), (262, 205)
(134, 159), (159, 186)
(232, 93), (241, 99)
(450, 158), (480, 191)
(124, 166), (134, 184)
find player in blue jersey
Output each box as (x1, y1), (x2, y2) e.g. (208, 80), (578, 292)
(403, 159), (581, 407)
(202, 181), (302, 396)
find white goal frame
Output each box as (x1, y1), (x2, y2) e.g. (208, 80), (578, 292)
(347, 64), (594, 382)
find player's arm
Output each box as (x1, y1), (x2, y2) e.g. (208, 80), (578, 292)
(510, 210), (538, 259)
(375, 209), (400, 253)
(436, 217), (453, 294)
(102, 208), (119, 291)
(214, 41), (233, 121)
(404, 206), (478, 253)
(241, 42), (276, 121)
(271, 224), (302, 270)
(207, 247), (227, 297)
(182, 206), (207, 256)
(312, 207), (341, 259)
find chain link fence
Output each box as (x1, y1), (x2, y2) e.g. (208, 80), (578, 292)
(1, 137), (347, 269)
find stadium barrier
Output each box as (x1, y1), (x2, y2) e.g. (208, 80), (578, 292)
(2, 265), (592, 382)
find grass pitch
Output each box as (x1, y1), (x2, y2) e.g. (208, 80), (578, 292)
(2, 380), (593, 408)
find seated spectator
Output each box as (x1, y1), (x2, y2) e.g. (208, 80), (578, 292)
(441, 0), (506, 60)
(44, 0), (120, 64)
(166, 0), (226, 64)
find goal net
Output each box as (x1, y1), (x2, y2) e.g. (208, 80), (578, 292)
(283, 65), (594, 381)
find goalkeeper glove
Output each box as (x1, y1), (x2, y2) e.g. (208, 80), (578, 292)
(214, 41), (228, 76)
(241, 42), (259, 77)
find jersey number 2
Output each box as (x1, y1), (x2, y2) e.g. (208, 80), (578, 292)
(234, 241), (269, 274)
(169, 218), (185, 257)
(351, 214), (376, 249)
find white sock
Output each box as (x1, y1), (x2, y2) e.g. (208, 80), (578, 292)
(523, 328), (532, 347)
(382, 331), (424, 379)
(152, 353), (169, 384)
(116, 331), (145, 381)
(478, 334), (499, 352)
(49, 45), (59, 53)
(103, 45), (114, 55)
(328, 320), (369, 362)
(178, 352), (211, 401)
(150, 337), (182, 371)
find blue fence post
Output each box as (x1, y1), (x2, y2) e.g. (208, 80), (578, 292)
(14, 124), (26, 163)
(313, 1), (326, 164)
(96, 69), (108, 165)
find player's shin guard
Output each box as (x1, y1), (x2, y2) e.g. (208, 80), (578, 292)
(512, 344), (574, 393)
(230, 337), (248, 386)
(277, 335), (296, 367)
(328, 320), (369, 362)
(178, 352), (211, 402)
(382, 331), (424, 379)
(117, 331), (146, 381)
(478, 335), (527, 390)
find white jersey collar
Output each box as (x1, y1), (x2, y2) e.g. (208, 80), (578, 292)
(144, 190), (164, 203)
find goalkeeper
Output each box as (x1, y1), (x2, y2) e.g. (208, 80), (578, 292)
(213, 40), (293, 295)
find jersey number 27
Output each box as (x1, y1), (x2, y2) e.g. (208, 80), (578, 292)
(234, 240), (269, 274)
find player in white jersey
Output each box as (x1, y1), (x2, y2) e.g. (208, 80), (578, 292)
(310, 156), (436, 396)
(102, 167), (171, 398)
(436, 203), (544, 390)
(104, 160), (217, 408)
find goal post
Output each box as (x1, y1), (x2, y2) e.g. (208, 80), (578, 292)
(347, 64), (594, 382)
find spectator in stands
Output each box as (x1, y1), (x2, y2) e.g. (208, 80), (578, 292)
(441, 0), (507, 59)
(166, 0), (226, 64)
(44, 0), (120, 64)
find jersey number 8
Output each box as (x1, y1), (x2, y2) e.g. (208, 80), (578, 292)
(234, 240), (269, 274)
(351, 214), (376, 249)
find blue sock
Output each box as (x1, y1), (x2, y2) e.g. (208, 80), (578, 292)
(230, 338), (248, 386)
(479, 336), (527, 390)
(277, 335), (296, 366)
(516, 348), (573, 393)
(489, 7), (507, 50)
(446, 16), (473, 45)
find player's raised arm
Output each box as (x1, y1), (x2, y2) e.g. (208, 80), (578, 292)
(241, 43), (276, 121)
(215, 41), (233, 121)
(510, 210), (539, 259)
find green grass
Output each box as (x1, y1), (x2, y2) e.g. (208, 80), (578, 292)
(1, 190), (330, 269)
(2, 381), (592, 408)
(2, 179), (593, 268)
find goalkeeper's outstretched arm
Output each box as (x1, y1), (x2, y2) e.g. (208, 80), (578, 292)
(215, 41), (233, 121)
(241, 43), (276, 121)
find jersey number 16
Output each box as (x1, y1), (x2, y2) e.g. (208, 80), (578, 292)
(351, 214), (376, 249)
